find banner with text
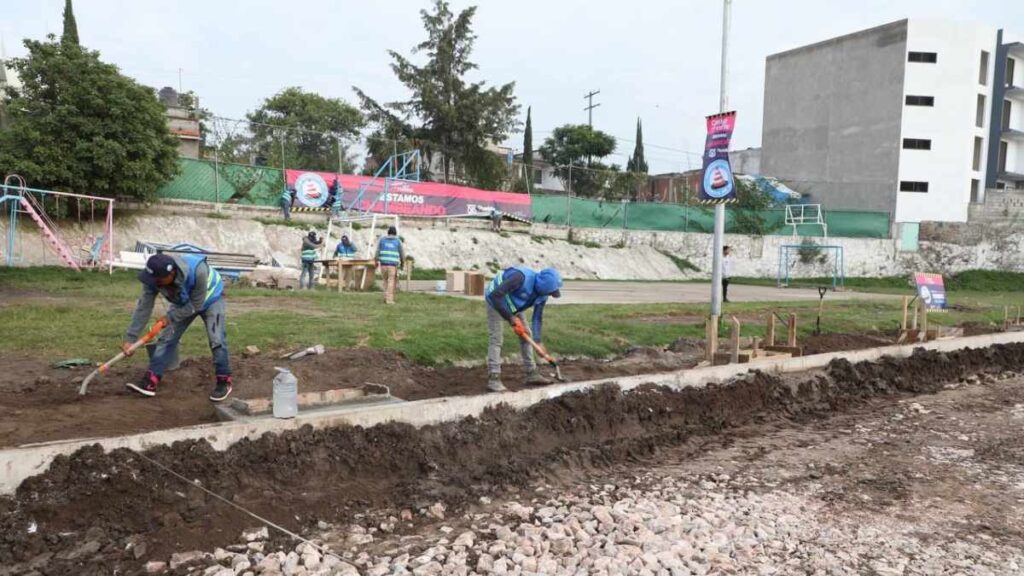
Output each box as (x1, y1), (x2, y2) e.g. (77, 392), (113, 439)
(914, 272), (947, 310)
(697, 111), (738, 203)
(284, 170), (532, 220)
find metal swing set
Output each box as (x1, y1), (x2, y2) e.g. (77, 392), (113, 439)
(0, 174), (115, 272)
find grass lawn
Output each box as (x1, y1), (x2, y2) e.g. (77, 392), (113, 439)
(0, 267), (1020, 366)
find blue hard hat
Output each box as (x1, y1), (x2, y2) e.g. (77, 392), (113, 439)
(535, 267), (563, 298)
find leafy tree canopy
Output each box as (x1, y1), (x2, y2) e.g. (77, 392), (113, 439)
(355, 0), (519, 186)
(0, 37), (179, 200)
(247, 87), (364, 173)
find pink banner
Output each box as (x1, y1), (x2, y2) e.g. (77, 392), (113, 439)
(284, 169), (532, 220)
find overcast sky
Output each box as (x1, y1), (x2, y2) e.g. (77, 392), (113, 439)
(3, 0), (1023, 173)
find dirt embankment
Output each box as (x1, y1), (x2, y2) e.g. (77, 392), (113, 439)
(1, 344), (1022, 574)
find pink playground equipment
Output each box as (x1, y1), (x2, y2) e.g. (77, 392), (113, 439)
(1, 174), (115, 272)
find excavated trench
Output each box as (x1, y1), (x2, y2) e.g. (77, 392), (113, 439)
(1, 343), (1023, 575)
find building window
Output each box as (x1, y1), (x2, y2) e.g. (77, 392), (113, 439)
(905, 95), (935, 106)
(1009, 58), (1017, 87)
(902, 138), (931, 150)
(999, 141), (1009, 172)
(971, 179), (980, 203)
(899, 181), (929, 192)
(973, 137), (983, 171)
(979, 51), (989, 85)
(533, 167), (543, 185)
(1002, 100), (1012, 130)
(976, 94), (986, 128)
(908, 51), (938, 63)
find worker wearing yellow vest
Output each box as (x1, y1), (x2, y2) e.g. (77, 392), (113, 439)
(374, 226), (405, 304)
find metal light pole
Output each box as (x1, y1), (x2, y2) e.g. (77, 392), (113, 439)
(709, 0), (731, 318)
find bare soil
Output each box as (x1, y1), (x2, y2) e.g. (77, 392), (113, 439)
(0, 346), (700, 448)
(0, 344), (1021, 575)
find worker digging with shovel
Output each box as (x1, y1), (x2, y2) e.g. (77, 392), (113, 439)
(121, 254), (233, 401)
(484, 266), (564, 392)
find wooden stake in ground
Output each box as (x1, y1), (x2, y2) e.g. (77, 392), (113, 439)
(706, 315), (719, 362)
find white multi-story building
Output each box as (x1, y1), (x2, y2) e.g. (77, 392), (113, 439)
(762, 19), (1023, 225)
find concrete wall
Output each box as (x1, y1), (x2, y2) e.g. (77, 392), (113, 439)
(762, 21), (909, 213)
(895, 20), (998, 222)
(7, 206), (1024, 279)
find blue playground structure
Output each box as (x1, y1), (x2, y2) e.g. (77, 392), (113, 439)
(345, 150), (422, 215)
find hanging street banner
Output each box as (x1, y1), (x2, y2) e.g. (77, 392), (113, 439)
(913, 272), (947, 310)
(697, 111), (738, 203)
(284, 169), (533, 221)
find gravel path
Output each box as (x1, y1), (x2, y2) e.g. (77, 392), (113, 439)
(148, 373), (1024, 576)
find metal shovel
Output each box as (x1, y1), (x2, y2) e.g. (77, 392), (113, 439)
(520, 332), (566, 382)
(78, 317), (168, 396)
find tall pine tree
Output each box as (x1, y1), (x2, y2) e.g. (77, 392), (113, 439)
(61, 0), (79, 48)
(627, 117), (647, 173)
(523, 106), (533, 182)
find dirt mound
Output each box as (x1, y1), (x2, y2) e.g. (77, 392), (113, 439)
(2, 344), (1022, 574)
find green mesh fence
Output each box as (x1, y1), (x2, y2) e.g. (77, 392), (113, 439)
(159, 158), (284, 206)
(157, 160), (890, 238)
(531, 195), (890, 238)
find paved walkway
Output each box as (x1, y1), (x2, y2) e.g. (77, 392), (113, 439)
(410, 280), (896, 305)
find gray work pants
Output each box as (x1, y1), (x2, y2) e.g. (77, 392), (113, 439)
(487, 305), (536, 376)
(149, 298), (231, 378)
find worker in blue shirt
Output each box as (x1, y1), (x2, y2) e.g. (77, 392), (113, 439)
(334, 235), (357, 259)
(483, 266), (563, 392)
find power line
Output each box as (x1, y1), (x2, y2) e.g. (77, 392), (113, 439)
(583, 90), (601, 127)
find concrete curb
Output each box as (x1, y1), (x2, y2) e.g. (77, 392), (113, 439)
(2, 331), (1023, 495)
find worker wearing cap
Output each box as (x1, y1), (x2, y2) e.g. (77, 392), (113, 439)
(374, 226), (404, 304)
(334, 235), (357, 259)
(484, 266), (563, 392)
(123, 253), (232, 401)
(300, 231), (323, 290)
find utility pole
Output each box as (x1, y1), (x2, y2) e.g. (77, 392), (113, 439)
(583, 90), (601, 127)
(710, 0), (731, 318)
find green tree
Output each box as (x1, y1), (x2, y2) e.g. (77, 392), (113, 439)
(538, 124), (616, 197)
(626, 117), (647, 174)
(61, 0), (79, 48)
(0, 37), (179, 200)
(354, 0), (520, 187)
(730, 178), (778, 236)
(247, 87), (364, 173)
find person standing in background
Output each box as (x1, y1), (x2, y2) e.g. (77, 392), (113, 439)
(722, 245), (733, 303)
(375, 226), (404, 304)
(300, 231), (323, 290)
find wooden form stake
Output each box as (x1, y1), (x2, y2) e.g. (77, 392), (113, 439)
(900, 296), (909, 331)
(730, 316), (741, 365)
(766, 314), (776, 347)
(706, 315), (719, 362)
(918, 298), (928, 341)
(787, 313), (797, 347)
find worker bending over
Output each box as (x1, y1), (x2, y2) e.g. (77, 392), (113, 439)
(484, 266), (563, 392)
(123, 253), (232, 401)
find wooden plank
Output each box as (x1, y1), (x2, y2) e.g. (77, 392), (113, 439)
(766, 314), (776, 347)
(730, 316), (741, 365)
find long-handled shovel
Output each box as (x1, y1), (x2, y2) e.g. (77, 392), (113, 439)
(519, 332), (566, 382)
(79, 317), (168, 396)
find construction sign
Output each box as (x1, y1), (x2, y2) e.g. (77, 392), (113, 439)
(697, 111), (738, 203)
(914, 273), (947, 310)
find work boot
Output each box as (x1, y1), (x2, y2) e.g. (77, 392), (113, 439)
(209, 375), (233, 402)
(525, 370), (553, 386)
(487, 373), (508, 393)
(126, 370), (160, 397)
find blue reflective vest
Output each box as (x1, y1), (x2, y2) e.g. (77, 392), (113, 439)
(485, 266), (545, 314)
(335, 243), (356, 258)
(177, 254), (224, 310)
(378, 236), (402, 266)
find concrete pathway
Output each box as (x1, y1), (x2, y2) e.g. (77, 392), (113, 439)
(410, 280), (897, 305)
